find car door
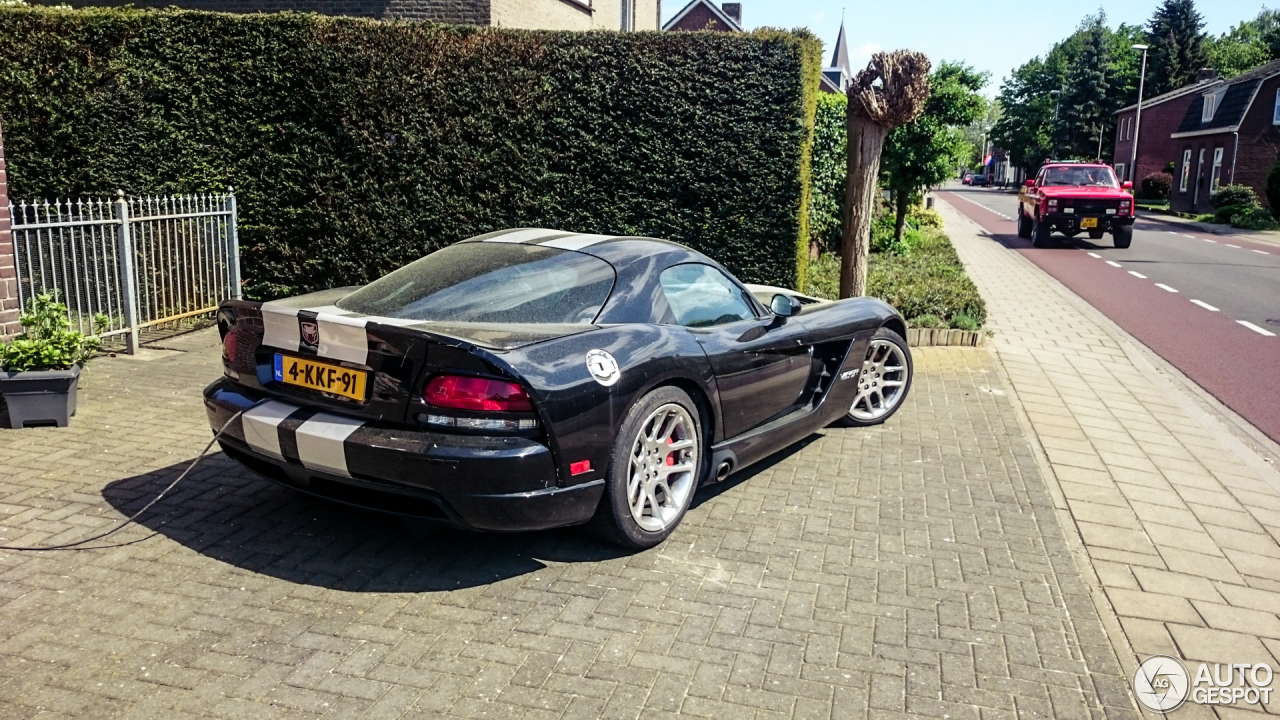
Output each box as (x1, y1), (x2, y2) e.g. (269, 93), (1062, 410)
(659, 263), (812, 439)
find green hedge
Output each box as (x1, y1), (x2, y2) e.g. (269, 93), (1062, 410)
(0, 7), (820, 298)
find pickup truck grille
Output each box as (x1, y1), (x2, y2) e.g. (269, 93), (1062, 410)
(1069, 199), (1122, 214)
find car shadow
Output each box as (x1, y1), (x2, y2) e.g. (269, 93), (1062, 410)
(691, 433), (822, 508)
(100, 451), (631, 592)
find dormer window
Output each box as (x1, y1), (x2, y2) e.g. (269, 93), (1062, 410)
(1202, 88), (1227, 122)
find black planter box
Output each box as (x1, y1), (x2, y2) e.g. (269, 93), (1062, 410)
(0, 366), (80, 428)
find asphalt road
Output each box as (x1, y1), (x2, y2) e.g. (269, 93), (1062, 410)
(939, 183), (1280, 445)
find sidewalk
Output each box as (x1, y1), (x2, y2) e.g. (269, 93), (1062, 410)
(939, 199), (1280, 717)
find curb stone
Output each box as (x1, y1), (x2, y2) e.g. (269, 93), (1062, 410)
(905, 327), (985, 347)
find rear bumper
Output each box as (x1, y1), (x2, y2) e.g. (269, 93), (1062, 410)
(204, 380), (603, 532)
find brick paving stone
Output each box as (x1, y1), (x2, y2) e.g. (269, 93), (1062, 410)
(939, 198), (1280, 717)
(0, 328), (1132, 718)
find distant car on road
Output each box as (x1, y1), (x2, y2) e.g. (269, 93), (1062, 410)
(970, 174), (992, 187)
(962, 172), (974, 185)
(1016, 162), (1134, 248)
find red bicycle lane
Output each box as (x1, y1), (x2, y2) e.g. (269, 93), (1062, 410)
(938, 190), (1280, 445)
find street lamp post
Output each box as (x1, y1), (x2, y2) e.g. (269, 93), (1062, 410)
(1050, 89), (1061, 158)
(1128, 44), (1149, 184)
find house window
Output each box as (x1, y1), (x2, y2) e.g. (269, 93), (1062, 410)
(1180, 150), (1192, 192)
(1115, 163), (1126, 182)
(1274, 88), (1280, 125)
(620, 0), (634, 30)
(1210, 148), (1224, 193)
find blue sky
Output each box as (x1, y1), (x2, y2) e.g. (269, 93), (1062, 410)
(661, 0), (1269, 96)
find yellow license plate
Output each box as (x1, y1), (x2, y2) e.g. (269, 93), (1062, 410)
(1080, 217), (1098, 228)
(274, 354), (368, 401)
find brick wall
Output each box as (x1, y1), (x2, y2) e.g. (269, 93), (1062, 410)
(666, 3), (731, 31)
(0, 123), (19, 340)
(1114, 92), (1199, 187)
(1227, 74), (1280, 209)
(37, 0), (492, 23)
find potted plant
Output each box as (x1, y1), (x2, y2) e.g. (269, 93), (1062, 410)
(0, 292), (107, 428)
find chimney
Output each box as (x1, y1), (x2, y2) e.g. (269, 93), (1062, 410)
(1197, 68), (1219, 83)
(721, 2), (741, 27)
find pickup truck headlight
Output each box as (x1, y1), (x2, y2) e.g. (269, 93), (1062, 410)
(1047, 199), (1058, 210)
(1119, 201), (1131, 214)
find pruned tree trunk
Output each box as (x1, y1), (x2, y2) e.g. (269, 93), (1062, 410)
(840, 50), (932, 299)
(840, 115), (889, 297)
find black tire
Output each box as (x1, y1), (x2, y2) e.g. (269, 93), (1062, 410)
(1088, 229), (1105, 240)
(1017, 207), (1032, 238)
(1113, 224), (1133, 249)
(1031, 213), (1052, 247)
(589, 386), (705, 549)
(840, 327), (913, 427)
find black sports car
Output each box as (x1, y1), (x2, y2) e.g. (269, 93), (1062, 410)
(206, 229), (912, 548)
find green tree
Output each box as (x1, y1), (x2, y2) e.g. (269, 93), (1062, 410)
(1146, 0), (1209, 95)
(1206, 10), (1278, 78)
(881, 62), (989, 240)
(1060, 20), (1112, 160)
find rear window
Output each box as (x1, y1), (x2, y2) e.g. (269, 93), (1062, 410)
(337, 243), (616, 324)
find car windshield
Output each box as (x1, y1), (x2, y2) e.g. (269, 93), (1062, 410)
(1041, 166), (1119, 187)
(337, 243), (616, 324)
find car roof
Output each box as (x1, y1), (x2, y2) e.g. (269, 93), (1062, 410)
(461, 228), (724, 274)
(459, 228), (764, 324)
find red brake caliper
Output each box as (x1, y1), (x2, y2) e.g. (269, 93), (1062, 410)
(666, 437), (675, 465)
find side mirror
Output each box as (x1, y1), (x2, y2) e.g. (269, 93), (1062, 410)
(1024, 179), (1035, 187)
(1122, 181), (1133, 190)
(770, 294), (801, 318)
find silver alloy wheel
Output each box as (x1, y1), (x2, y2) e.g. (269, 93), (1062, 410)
(849, 339), (909, 422)
(627, 403), (699, 533)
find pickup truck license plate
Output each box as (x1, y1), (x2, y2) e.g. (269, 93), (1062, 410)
(1080, 217), (1099, 228)
(274, 354), (368, 401)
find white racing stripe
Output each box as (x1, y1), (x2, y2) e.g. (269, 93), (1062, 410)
(316, 314), (369, 365)
(484, 228), (568, 244)
(261, 303), (301, 351)
(540, 234), (615, 250)
(303, 304), (359, 317)
(241, 401), (298, 460)
(295, 413), (365, 478)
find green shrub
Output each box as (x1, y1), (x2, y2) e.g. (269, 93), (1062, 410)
(1214, 206), (1244, 224)
(949, 312), (979, 331)
(804, 227), (986, 328)
(1230, 207), (1280, 230)
(909, 206), (944, 228)
(1193, 213), (1218, 223)
(909, 314), (944, 328)
(1139, 172), (1173, 200)
(1209, 184), (1260, 211)
(1, 292), (107, 371)
(0, 6), (820, 298)
(808, 93), (846, 254)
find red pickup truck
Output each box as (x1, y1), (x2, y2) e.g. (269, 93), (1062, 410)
(1016, 162), (1134, 248)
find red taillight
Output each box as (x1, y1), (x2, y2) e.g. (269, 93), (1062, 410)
(223, 330), (237, 362)
(424, 375), (533, 412)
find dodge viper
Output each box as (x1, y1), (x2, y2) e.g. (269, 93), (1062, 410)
(206, 228), (913, 548)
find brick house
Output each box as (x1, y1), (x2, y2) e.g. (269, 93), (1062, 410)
(1167, 60), (1280, 214)
(661, 0), (740, 32)
(1112, 71), (1221, 186)
(36, 0), (660, 31)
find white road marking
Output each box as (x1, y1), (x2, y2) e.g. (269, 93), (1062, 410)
(1128, 271), (1147, 279)
(1238, 321), (1277, 337)
(1190, 299), (1219, 311)
(1253, 249), (1270, 255)
(1087, 252), (1102, 258)
(1203, 238), (1217, 243)
(1155, 283), (1178, 293)
(1226, 244), (1241, 249)
(1105, 260), (1122, 268)
(1183, 234), (1198, 239)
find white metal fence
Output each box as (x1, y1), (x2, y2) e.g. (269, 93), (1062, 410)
(10, 190), (241, 353)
